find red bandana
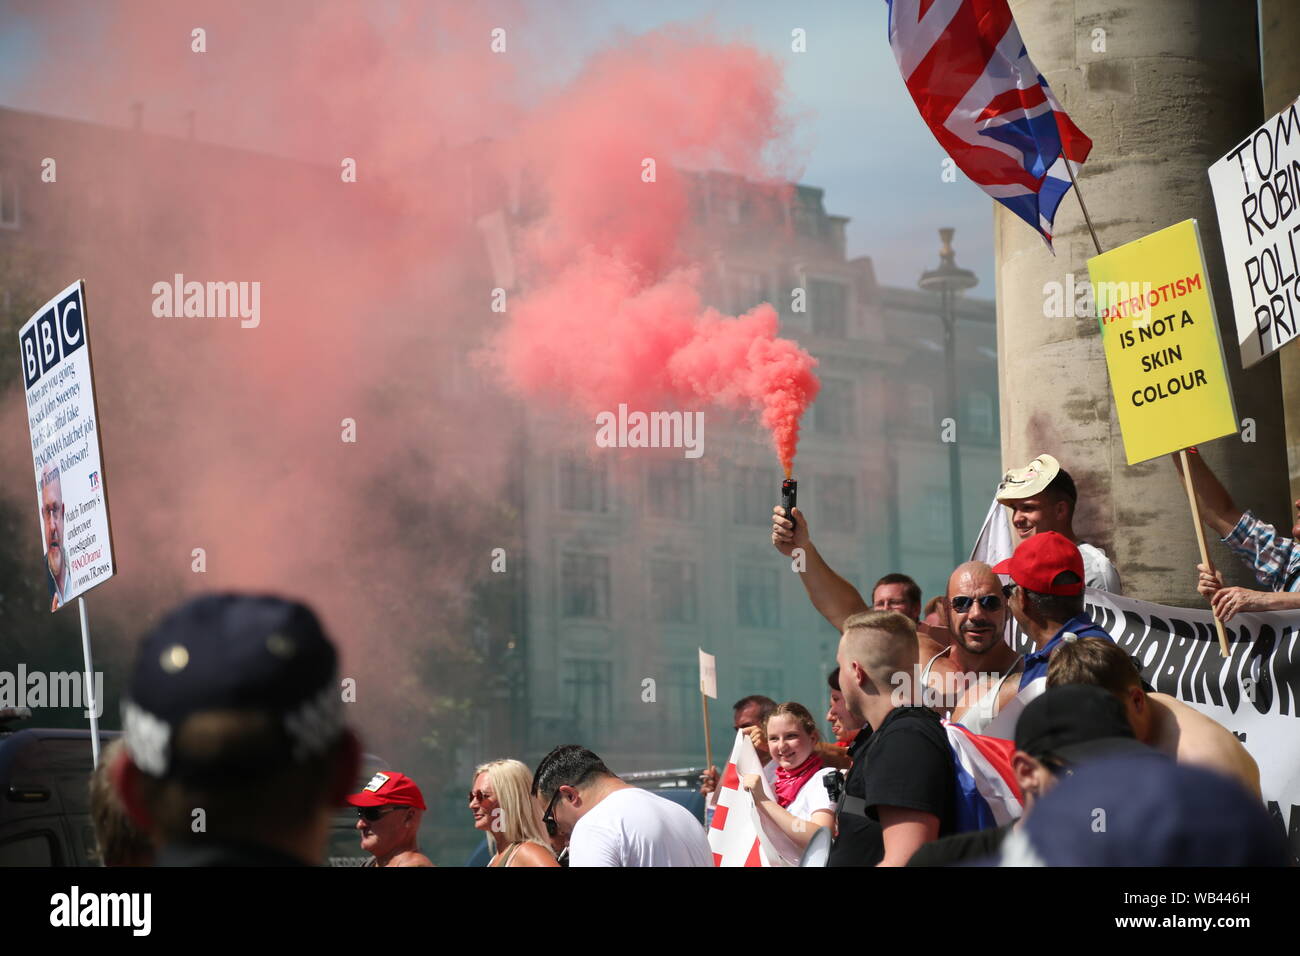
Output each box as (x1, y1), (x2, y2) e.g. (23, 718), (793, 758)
(774, 753), (824, 808)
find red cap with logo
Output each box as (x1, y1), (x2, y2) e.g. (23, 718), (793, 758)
(346, 771), (427, 810)
(992, 531), (1085, 596)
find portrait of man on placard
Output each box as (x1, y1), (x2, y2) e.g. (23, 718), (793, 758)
(40, 463), (69, 611)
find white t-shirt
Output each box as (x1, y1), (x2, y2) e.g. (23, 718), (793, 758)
(1079, 542), (1122, 594)
(784, 767), (836, 821)
(569, 787), (713, 867)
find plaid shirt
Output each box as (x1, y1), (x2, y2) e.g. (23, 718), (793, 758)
(1223, 510), (1300, 593)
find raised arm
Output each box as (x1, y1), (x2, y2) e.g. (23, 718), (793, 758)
(1171, 451), (1244, 539)
(771, 506), (870, 632)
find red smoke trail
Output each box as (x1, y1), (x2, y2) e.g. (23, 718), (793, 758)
(0, 3), (819, 813)
(494, 28), (820, 473)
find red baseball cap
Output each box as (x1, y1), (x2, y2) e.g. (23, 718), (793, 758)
(346, 771), (427, 810)
(992, 531), (1085, 596)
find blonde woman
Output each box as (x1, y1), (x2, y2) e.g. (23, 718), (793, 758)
(469, 759), (559, 867)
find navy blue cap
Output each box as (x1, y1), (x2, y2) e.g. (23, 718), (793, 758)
(122, 594), (345, 779)
(1004, 756), (1287, 866)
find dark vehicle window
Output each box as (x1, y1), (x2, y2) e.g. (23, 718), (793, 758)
(0, 832), (58, 866)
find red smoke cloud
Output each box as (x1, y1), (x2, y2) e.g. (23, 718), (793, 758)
(496, 29), (819, 473)
(0, 1), (818, 817)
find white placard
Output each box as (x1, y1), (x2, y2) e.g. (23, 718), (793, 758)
(698, 648), (717, 699)
(1209, 98), (1300, 367)
(19, 280), (115, 610)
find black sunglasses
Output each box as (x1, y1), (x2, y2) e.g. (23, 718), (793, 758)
(950, 585), (1015, 613)
(356, 805), (402, 823)
(542, 789), (563, 837)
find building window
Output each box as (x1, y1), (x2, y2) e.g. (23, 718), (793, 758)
(809, 279), (847, 337)
(0, 170), (19, 230)
(732, 466), (776, 526)
(739, 666), (784, 703)
(813, 377), (855, 436)
(646, 460), (694, 520)
(968, 390), (994, 439)
(907, 383), (935, 429)
(791, 187), (825, 238)
(923, 488), (952, 546)
(736, 565), (780, 629)
(561, 553), (610, 618)
(730, 268), (769, 314)
(667, 663), (698, 733)
(649, 559), (697, 624)
(563, 659), (613, 742)
(558, 454), (609, 513)
(815, 474), (857, 534)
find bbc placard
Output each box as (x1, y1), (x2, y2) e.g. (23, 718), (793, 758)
(19, 280), (115, 610)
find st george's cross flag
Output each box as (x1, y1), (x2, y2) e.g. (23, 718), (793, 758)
(707, 731), (806, 866)
(886, 0), (1093, 248)
(708, 730), (769, 866)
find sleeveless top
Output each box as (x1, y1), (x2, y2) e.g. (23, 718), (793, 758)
(920, 645), (1024, 735)
(491, 842), (525, 867)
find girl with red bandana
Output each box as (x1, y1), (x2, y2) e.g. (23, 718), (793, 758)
(741, 702), (836, 853)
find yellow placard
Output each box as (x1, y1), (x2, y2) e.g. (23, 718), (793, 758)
(1087, 219), (1238, 465)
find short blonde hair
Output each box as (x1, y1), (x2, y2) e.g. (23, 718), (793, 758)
(474, 758), (552, 851)
(841, 610), (918, 686)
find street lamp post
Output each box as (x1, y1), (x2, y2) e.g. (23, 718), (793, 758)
(919, 228), (978, 569)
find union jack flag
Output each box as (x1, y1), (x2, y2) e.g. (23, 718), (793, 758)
(887, 0), (1093, 248)
(944, 719), (1023, 830)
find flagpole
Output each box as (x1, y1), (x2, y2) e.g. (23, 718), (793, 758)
(701, 692), (713, 774)
(77, 596), (101, 767)
(1065, 158), (1104, 258)
(1069, 159), (1231, 658)
(1177, 451), (1233, 658)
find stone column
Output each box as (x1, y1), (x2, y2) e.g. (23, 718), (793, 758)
(996, 0), (1290, 605)
(1261, 0), (1300, 505)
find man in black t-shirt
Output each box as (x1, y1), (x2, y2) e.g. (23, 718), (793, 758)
(831, 609), (957, 866)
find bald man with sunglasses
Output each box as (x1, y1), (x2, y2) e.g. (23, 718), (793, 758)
(919, 562), (1025, 736)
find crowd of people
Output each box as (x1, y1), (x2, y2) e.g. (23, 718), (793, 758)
(85, 451), (1295, 866)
